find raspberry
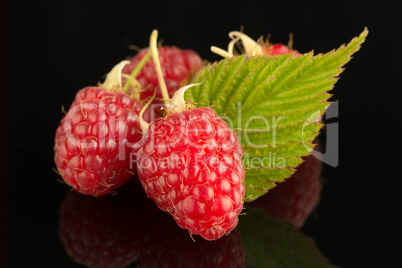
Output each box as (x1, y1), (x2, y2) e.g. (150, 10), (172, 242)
(264, 43), (301, 57)
(122, 46), (204, 103)
(134, 107), (245, 240)
(54, 86), (144, 196)
(59, 182), (155, 268)
(247, 144), (322, 228)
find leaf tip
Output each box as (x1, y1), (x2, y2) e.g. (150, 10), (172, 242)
(362, 26), (369, 37)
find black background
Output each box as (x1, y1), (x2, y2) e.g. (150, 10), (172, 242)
(7, 0), (402, 267)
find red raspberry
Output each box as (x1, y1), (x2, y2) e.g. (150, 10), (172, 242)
(265, 43), (301, 57)
(247, 145), (322, 228)
(134, 107), (245, 240)
(139, 211), (245, 268)
(59, 182), (156, 268)
(122, 46), (204, 103)
(54, 86), (144, 196)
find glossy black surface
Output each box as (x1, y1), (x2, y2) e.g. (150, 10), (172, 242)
(7, 0), (402, 267)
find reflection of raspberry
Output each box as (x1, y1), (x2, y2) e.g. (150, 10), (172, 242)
(135, 107), (245, 240)
(122, 46), (204, 103)
(248, 144), (322, 228)
(139, 212), (245, 268)
(59, 182), (156, 268)
(54, 87), (144, 196)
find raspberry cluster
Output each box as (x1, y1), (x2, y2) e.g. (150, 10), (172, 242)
(53, 29), (320, 245)
(54, 41), (204, 197)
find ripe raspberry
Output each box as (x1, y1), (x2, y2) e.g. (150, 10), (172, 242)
(122, 46), (204, 103)
(59, 182), (156, 268)
(134, 107), (245, 240)
(264, 43), (301, 57)
(139, 211), (245, 267)
(54, 86), (144, 196)
(247, 144), (322, 228)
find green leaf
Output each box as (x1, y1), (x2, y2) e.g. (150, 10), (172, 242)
(186, 28), (368, 201)
(237, 208), (340, 268)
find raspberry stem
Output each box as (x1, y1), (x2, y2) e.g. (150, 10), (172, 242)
(149, 30), (170, 106)
(122, 49), (152, 94)
(138, 89), (156, 134)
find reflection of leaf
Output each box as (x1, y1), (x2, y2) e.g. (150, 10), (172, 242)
(187, 29), (368, 201)
(237, 208), (339, 268)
